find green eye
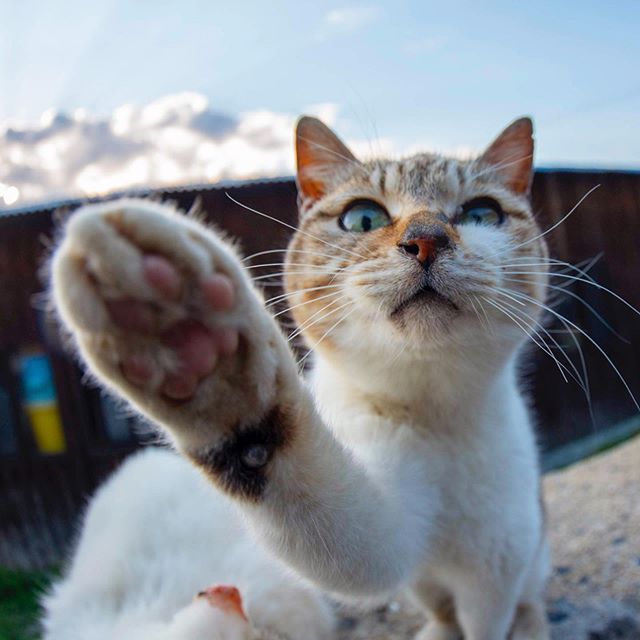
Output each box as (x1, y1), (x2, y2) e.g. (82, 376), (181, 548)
(339, 201), (391, 232)
(457, 198), (504, 226)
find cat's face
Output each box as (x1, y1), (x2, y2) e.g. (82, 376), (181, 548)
(285, 117), (548, 365)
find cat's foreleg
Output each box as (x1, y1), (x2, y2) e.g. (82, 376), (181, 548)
(50, 199), (431, 597)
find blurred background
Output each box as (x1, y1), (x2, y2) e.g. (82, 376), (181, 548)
(0, 2), (639, 633)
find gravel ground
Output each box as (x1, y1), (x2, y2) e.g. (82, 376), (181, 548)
(336, 436), (640, 640)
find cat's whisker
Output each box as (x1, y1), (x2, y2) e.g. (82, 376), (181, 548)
(387, 334), (411, 367)
(264, 284), (344, 307)
(255, 281), (295, 287)
(499, 270), (640, 319)
(494, 288), (640, 411)
(288, 297), (352, 342)
(297, 305), (358, 369)
(226, 193), (369, 261)
(482, 296), (572, 385)
(489, 290), (590, 396)
(473, 152), (533, 179)
(483, 296), (568, 380)
(272, 289), (345, 319)
(492, 287), (594, 418)
(246, 262), (347, 272)
(502, 255), (602, 284)
(243, 248), (349, 263)
(474, 296), (495, 335)
(501, 276), (629, 342)
(495, 184), (600, 257)
(504, 252), (602, 269)
(297, 135), (361, 167)
(251, 270), (341, 282)
(468, 295), (491, 335)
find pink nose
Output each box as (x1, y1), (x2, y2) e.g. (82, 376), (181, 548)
(400, 237), (438, 264)
(398, 224), (452, 267)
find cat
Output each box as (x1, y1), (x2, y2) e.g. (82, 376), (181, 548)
(46, 115), (551, 640)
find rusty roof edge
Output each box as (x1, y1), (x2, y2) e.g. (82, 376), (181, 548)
(0, 175), (297, 219)
(2, 168), (640, 219)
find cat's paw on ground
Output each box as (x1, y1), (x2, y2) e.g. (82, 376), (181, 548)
(50, 199), (291, 449)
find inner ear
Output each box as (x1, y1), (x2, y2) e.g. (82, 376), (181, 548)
(479, 117), (534, 196)
(296, 116), (358, 208)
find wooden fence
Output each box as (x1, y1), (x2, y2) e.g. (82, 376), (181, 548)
(0, 171), (639, 569)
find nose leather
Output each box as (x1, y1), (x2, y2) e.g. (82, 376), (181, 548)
(398, 222), (452, 267)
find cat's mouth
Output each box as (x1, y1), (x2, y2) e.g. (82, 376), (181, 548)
(390, 282), (458, 317)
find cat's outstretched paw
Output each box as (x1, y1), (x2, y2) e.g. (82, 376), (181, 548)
(51, 199), (299, 488)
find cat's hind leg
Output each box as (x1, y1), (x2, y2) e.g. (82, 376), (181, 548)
(410, 584), (462, 640)
(509, 537), (550, 640)
(508, 601), (549, 640)
(415, 620), (461, 640)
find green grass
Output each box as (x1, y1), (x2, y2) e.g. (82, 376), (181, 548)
(0, 568), (56, 640)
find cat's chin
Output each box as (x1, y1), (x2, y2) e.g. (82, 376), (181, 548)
(386, 287), (461, 348)
(389, 283), (459, 319)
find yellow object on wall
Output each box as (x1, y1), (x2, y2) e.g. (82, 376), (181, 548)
(19, 350), (67, 455)
(26, 401), (66, 454)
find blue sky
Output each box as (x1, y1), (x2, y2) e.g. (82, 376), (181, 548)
(1, 0), (639, 207)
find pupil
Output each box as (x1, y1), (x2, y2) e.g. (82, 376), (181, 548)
(361, 215), (372, 231)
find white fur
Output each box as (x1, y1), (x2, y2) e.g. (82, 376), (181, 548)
(42, 448), (334, 640)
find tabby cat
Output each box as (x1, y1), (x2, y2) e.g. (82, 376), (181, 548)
(45, 116), (550, 640)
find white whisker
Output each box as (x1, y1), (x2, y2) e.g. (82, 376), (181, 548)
(243, 248), (347, 263)
(265, 284), (343, 307)
(495, 288), (640, 411)
(497, 184), (600, 256)
(226, 193), (369, 261)
(288, 298), (352, 342)
(501, 276), (629, 342)
(490, 290), (590, 395)
(500, 271), (640, 318)
(297, 306), (358, 369)
(483, 296), (570, 384)
(273, 289), (345, 318)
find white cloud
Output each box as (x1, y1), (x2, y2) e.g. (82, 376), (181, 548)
(0, 92), (477, 211)
(324, 6), (380, 31)
(0, 94), (346, 209)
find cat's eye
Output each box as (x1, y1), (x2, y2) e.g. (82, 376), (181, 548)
(456, 198), (504, 226)
(339, 201), (391, 232)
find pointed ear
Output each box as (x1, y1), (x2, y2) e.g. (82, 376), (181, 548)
(479, 117), (534, 196)
(296, 116), (357, 208)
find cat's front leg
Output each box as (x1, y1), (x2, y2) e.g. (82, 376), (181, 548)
(51, 198), (298, 500)
(51, 198), (432, 596)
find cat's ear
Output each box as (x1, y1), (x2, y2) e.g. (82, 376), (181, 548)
(479, 117), (534, 196)
(296, 116), (358, 210)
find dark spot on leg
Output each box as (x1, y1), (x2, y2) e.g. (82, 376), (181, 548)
(188, 406), (292, 502)
(433, 596), (457, 627)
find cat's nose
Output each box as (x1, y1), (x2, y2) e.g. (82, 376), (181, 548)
(398, 224), (452, 267)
